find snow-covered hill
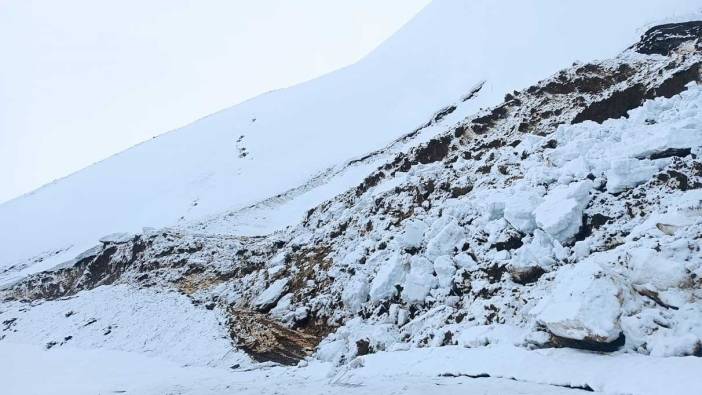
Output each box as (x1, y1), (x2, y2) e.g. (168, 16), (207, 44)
(2, 1), (702, 394)
(2, 0), (701, 284)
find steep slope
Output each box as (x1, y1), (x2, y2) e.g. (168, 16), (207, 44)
(2, 0), (701, 285)
(3, 20), (701, 378)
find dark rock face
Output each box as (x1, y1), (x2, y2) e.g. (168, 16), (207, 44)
(645, 147), (692, 160)
(652, 62), (701, 98)
(5, 239), (146, 301)
(572, 83), (648, 124)
(632, 21), (702, 55)
(549, 332), (626, 353)
(355, 339), (371, 356)
(414, 135), (452, 164)
(572, 62), (700, 124)
(509, 266), (546, 285)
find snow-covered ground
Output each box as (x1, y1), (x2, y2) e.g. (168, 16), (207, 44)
(0, 285), (250, 367)
(3, 342), (702, 395)
(2, 0), (701, 283)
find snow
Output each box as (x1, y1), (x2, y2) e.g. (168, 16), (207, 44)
(433, 255), (456, 288)
(628, 247), (689, 290)
(533, 260), (623, 343)
(342, 345), (702, 395)
(606, 158), (661, 193)
(5, 343), (702, 394)
(0, 343), (233, 395)
(533, 180), (593, 242)
(296, 72), (702, 363)
(509, 230), (559, 271)
(0, 285), (249, 368)
(2, 2), (702, 394)
(341, 274), (369, 313)
(253, 277), (290, 310)
(401, 256), (437, 303)
(369, 252), (406, 302)
(424, 219), (464, 260)
(3, 0), (701, 283)
(503, 188), (543, 233)
(549, 82), (702, 195)
(392, 218), (427, 250)
(98, 232), (135, 244)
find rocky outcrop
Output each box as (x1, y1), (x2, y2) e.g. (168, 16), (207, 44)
(632, 21), (702, 55)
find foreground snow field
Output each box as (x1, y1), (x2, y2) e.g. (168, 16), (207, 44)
(2, 1), (702, 394)
(4, 342), (702, 395)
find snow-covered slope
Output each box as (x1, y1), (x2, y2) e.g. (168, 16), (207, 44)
(3, 12), (702, 375)
(2, 0), (700, 283)
(2, 3), (702, 395)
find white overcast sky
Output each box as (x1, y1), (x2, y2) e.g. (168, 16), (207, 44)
(0, 0), (429, 203)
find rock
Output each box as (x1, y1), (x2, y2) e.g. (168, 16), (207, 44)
(355, 339), (371, 356)
(509, 265), (546, 285)
(253, 278), (290, 311)
(550, 332), (626, 353)
(632, 21), (702, 56)
(227, 309), (320, 365)
(533, 260), (622, 345)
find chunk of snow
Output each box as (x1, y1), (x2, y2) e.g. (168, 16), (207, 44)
(401, 256), (437, 304)
(393, 219), (427, 250)
(503, 191), (542, 233)
(534, 260), (622, 342)
(509, 229), (558, 270)
(98, 233), (134, 244)
(425, 219), (464, 260)
(647, 333), (701, 357)
(369, 252), (406, 302)
(454, 253), (478, 270)
(457, 324), (529, 348)
(433, 255), (456, 289)
(606, 158), (659, 193)
(533, 180), (592, 242)
(342, 274), (370, 313)
(628, 248), (689, 290)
